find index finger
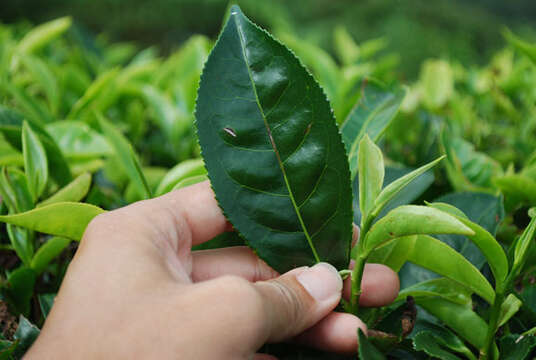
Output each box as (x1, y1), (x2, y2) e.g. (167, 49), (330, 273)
(155, 180), (232, 245)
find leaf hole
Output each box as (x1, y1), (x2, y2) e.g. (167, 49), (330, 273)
(223, 127), (237, 138)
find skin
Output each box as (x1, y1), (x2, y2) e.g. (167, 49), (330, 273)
(26, 181), (399, 359)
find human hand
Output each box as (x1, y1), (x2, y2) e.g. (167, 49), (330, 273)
(26, 181), (399, 359)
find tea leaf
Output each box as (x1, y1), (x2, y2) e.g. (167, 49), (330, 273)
(0, 202), (105, 240)
(396, 278), (472, 306)
(420, 59), (453, 109)
(417, 298), (489, 350)
(503, 28), (536, 65)
(171, 175), (208, 191)
(37, 173), (91, 207)
(97, 113), (151, 199)
(372, 156), (444, 218)
(342, 82), (405, 179)
(20, 55), (60, 114)
(363, 205), (474, 255)
(22, 121), (48, 202)
(3, 267), (36, 316)
(358, 134), (384, 226)
(195, 6), (353, 271)
(499, 334), (536, 360)
(12, 315), (40, 358)
(427, 201), (508, 286)
(31, 237), (71, 275)
(358, 328), (385, 360)
(498, 294), (522, 327)
(513, 211), (536, 271)
(155, 158), (206, 196)
(7, 225), (33, 267)
(413, 322), (477, 360)
(16, 17), (72, 55)
(0, 106), (72, 186)
(405, 235), (494, 303)
(38, 293), (55, 319)
(46, 121), (112, 160)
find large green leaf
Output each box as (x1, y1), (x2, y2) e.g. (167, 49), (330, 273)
(341, 80), (406, 179)
(499, 334), (536, 360)
(22, 121), (49, 203)
(0, 202), (105, 240)
(195, 6), (353, 272)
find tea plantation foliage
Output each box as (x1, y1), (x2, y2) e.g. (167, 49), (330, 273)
(1, 13), (536, 359)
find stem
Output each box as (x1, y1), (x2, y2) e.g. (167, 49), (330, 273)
(350, 252), (367, 314)
(480, 292), (504, 360)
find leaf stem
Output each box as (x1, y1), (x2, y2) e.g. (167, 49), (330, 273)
(350, 252), (367, 314)
(480, 291), (503, 360)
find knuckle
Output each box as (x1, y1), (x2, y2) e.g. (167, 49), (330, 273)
(269, 280), (305, 327)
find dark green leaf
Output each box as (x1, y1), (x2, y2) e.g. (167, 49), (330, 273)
(12, 315), (40, 359)
(412, 321), (476, 360)
(342, 81), (406, 179)
(3, 267), (36, 316)
(195, 6), (353, 272)
(499, 334), (536, 360)
(38, 293), (55, 319)
(359, 328), (386, 360)
(0, 202), (105, 240)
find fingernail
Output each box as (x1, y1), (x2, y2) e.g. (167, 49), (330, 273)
(297, 262), (343, 302)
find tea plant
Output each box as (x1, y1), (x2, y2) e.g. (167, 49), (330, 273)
(0, 5), (536, 359)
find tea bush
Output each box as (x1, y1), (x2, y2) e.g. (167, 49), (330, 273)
(1, 8), (536, 359)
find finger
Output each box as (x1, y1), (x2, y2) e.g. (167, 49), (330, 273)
(352, 223), (359, 247)
(295, 312), (366, 354)
(253, 263), (344, 343)
(191, 246), (279, 282)
(343, 263), (399, 307)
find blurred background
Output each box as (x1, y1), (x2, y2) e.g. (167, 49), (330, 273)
(2, 0), (536, 78)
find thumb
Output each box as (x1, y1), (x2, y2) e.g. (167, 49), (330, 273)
(253, 262), (344, 343)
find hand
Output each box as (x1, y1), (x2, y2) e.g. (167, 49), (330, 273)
(27, 181), (399, 359)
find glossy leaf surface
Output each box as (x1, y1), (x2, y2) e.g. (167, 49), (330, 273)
(514, 209), (536, 270)
(0, 202), (105, 240)
(12, 316), (40, 359)
(363, 205), (474, 255)
(498, 294), (522, 327)
(427, 201), (508, 286)
(417, 297), (489, 349)
(22, 121), (49, 202)
(342, 81), (405, 179)
(195, 6), (353, 271)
